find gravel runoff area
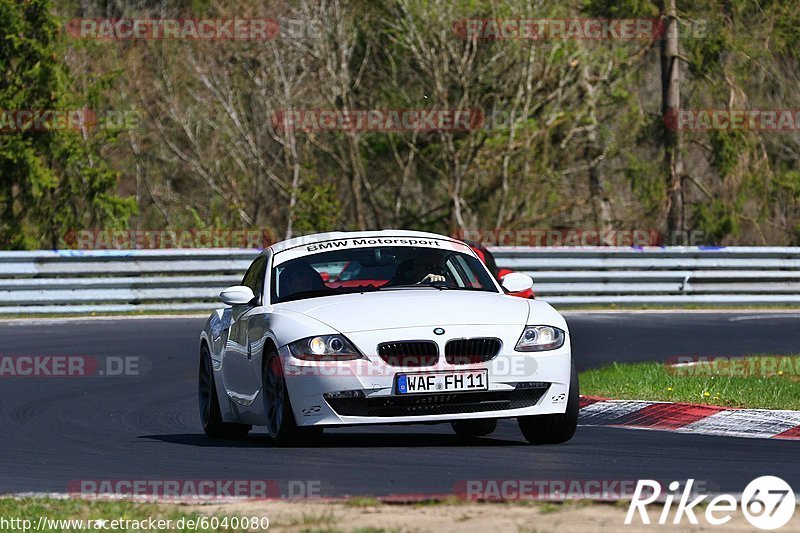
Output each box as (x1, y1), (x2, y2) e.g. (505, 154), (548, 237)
(194, 499), (765, 532)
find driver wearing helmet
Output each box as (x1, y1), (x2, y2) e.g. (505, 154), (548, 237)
(389, 248), (447, 285)
(279, 261), (326, 298)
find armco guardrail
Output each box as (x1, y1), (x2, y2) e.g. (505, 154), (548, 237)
(0, 247), (798, 314)
(0, 249), (255, 315)
(491, 246), (800, 306)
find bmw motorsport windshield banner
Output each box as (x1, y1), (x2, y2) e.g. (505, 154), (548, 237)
(272, 235), (473, 265)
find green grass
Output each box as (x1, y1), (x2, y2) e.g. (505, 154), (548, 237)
(408, 495), (466, 508)
(580, 356), (800, 410)
(342, 497), (381, 508)
(0, 497), (254, 532)
(283, 510), (338, 527)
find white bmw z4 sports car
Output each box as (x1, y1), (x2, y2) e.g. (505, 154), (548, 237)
(199, 230), (578, 445)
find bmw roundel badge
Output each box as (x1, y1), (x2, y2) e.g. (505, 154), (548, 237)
(433, 327), (445, 335)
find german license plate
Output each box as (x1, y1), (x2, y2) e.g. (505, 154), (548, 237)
(396, 370), (488, 394)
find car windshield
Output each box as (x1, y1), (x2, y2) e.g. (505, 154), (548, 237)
(272, 246), (498, 303)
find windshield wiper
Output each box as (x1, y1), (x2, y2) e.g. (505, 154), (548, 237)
(422, 283), (495, 291)
(276, 289), (335, 303)
(374, 283), (470, 291)
(357, 282), (495, 292)
(371, 284), (431, 291)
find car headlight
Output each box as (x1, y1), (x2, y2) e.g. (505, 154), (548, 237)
(514, 326), (565, 352)
(288, 335), (363, 361)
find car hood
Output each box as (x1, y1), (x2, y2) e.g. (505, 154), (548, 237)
(275, 289), (530, 333)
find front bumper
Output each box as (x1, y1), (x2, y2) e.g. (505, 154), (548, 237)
(280, 324), (572, 426)
(324, 385), (550, 418)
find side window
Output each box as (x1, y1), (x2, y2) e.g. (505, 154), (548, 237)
(241, 256), (267, 303)
(444, 259), (466, 287)
(447, 255), (483, 288)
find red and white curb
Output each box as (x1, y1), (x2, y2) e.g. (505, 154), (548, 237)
(579, 396), (800, 441)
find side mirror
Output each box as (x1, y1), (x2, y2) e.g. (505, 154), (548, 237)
(501, 272), (533, 293)
(220, 285), (255, 306)
(497, 268), (514, 279)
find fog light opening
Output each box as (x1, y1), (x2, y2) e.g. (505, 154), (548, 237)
(323, 390), (366, 399)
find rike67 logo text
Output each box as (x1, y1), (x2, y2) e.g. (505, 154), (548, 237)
(626, 477), (795, 530)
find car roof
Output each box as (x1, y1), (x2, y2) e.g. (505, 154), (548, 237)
(269, 229), (466, 254)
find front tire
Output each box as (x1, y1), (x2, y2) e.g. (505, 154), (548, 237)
(199, 345), (251, 439)
(451, 419), (497, 437)
(517, 360), (579, 444)
(263, 352), (322, 446)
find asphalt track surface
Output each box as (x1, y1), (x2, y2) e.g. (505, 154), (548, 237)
(0, 312), (798, 497)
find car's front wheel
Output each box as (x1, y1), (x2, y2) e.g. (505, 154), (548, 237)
(199, 345), (251, 439)
(263, 351), (323, 446)
(517, 360), (579, 444)
(451, 418), (497, 437)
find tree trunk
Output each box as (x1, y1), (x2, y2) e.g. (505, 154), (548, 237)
(580, 65), (612, 241)
(661, 0), (684, 235)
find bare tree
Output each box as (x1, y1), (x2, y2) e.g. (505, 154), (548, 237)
(661, 0), (685, 234)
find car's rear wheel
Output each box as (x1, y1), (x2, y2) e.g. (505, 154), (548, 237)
(451, 418), (497, 437)
(263, 351), (323, 446)
(199, 344), (251, 439)
(517, 360), (579, 444)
